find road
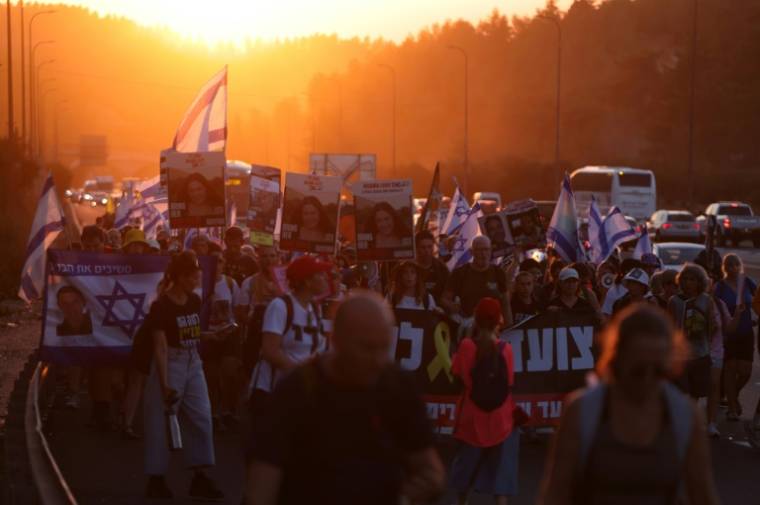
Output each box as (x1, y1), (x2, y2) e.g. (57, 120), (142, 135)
(44, 203), (760, 504)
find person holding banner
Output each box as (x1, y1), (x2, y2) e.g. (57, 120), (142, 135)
(449, 297), (519, 504)
(415, 230), (450, 305)
(143, 251), (224, 501)
(388, 261), (437, 311)
(546, 268), (603, 322)
(539, 305), (717, 505)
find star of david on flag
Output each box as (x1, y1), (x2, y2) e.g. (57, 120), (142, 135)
(95, 281), (147, 338)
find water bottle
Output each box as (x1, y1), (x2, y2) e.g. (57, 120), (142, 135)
(166, 406), (182, 451)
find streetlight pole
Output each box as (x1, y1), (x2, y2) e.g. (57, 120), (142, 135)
(447, 45), (469, 197)
(539, 14), (562, 186)
(35, 72), (55, 158)
(53, 100), (69, 162)
(30, 42), (54, 155)
(37, 86), (56, 161)
(28, 10), (56, 149)
(687, 0), (698, 203)
(6, 0), (15, 138)
(378, 64), (397, 173)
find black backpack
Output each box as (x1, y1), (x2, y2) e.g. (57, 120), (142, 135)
(469, 341), (510, 412)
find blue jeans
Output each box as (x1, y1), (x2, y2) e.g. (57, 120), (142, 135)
(144, 347), (215, 475)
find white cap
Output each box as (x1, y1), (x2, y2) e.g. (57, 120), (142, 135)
(623, 268), (650, 287)
(558, 267), (580, 282)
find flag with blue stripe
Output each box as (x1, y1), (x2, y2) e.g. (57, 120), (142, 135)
(546, 174), (583, 262)
(446, 202), (483, 270)
(441, 185), (470, 236)
(40, 251), (216, 366)
(588, 201), (638, 264)
(633, 224), (653, 260)
(18, 174), (66, 303)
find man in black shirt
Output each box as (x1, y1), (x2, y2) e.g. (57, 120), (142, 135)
(224, 226), (258, 285)
(415, 230), (450, 305)
(246, 292), (444, 505)
(510, 271), (541, 325)
(441, 236), (510, 323)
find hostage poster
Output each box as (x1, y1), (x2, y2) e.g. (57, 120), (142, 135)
(354, 179), (415, 261)
(280, 173), (341, 254)
(166, 151), (226, 229)
(248, 165), (281, 246)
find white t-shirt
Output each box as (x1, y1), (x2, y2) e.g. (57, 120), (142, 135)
(602, 283), (627, 316)
(249, 294), (327, 393)
(208, 276), (239, 330)
(394, 294), (436, 311)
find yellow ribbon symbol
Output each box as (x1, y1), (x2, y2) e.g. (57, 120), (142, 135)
(427, 321), (453, 382)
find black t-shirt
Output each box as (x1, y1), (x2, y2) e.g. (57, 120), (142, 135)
(546, 295), (595, 314)
(511, 297), (540, 325)
(446, 264), (507, 317)
(420, 258), (450, 305)
(146, 293), (202, 348)
(251, 359), (434, 505)
(224, 250), (259, 286)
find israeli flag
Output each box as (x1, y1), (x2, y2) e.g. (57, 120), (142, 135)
(633, 224), (653, 260)
(40, 251), (216, 366)
(18, 174), (66, 303)
(546, 174), (583, 262)
(446, 202), (483, 271)
(588, 201), (638, 264)
(441, 185), (470, 236)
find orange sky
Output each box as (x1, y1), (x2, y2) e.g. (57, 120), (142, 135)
(44, 0), (574, 43)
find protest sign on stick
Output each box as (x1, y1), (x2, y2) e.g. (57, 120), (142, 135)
(248, 165), (281, 246)
(504, 199), (545, 250)
(280, 173), (341, 254)
(354, 179), (415, 261)
(477, 212), (514, 260)
(166, 151), (226, 229)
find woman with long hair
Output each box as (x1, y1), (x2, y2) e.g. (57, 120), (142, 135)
(368, 201), (409, 248)
(713, 253), (757, 421)
(668, 264), (716, 400)
(449, 297), (518, 505)
(387, 261), (436, 310)
(181, 172), (222, 218)
(143, 251), (224, 501)
(539, 304), (718, 505)
(297, 195), (333, 242)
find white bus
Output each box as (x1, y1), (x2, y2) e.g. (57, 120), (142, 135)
(570, 166), (656, 222)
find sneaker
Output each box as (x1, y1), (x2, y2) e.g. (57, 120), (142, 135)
(189, 473), (224, 502)
(707, 423), (720, 438)
(146, 476), (173, 500)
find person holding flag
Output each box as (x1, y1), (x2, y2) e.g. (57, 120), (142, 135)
(546, 174), (584, 264)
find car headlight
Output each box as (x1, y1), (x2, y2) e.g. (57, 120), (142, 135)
(83, 194), (93, 201)
(101, 198), (109, 205)
(65, 189), (73, 197)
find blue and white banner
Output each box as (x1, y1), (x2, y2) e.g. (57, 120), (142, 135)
(441, 185), (470, 236)
(446, 202), (483, 271)
(40, 250), (216, 366)
(588, 203), (638, 264)
(19, 174), (66, 303)
(633, 224), (653, 260)
(546, 174), (583, 263)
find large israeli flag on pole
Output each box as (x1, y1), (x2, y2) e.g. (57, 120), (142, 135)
(588, 205), (638, 264)
(441, 184), (470, 236)
(446, 202), (483, 271)
(546, 174), (582, 263)
(18, 174), (66, 303)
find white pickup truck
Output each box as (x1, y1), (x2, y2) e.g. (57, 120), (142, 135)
(697, 202), (760, 247)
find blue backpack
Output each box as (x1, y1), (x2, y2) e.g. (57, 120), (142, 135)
(469, 341), (511, 412)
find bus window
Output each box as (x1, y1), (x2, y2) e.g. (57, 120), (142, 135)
(571, 172), (612, 192)
(618, 173), (652, 187)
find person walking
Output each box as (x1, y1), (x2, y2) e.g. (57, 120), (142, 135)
(713, 254), (757, 421)
(668, 264), (717, 401)
(143, 251), (224, 501)
(388, 260), (437, 311)
(539, 304), (718, 505)
(245, 291), (445, 505)
(449, 297), (519, 505)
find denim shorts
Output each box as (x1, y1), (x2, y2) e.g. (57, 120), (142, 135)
(449, 429), (520, 496)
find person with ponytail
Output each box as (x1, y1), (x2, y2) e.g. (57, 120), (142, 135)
(142, 250), (224, 501)
(449, 297), (519, 505)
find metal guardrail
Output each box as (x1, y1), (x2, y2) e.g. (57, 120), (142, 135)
(24, 363), (78, 505)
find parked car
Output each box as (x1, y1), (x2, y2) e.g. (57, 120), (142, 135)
(653, 242), (706, 272)
(649, 210), (701, 243)
(696, 202), (760, 247)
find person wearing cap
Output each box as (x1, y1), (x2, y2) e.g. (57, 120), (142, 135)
(224, 226), (258, 286)
(601, 258), (643, 317)
(612, 268), (656, 315)
(122, 228), (150, 255)
(640, 252), (662, 278)
(143, 250), (224, 501)
(449, 297), (519, 504)
(546, 267), (602, 321)
(248, 255), (331, 429)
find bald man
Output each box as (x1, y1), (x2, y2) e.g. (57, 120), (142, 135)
(441, 235), (513, 324)
(245, 291), (445, 505)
